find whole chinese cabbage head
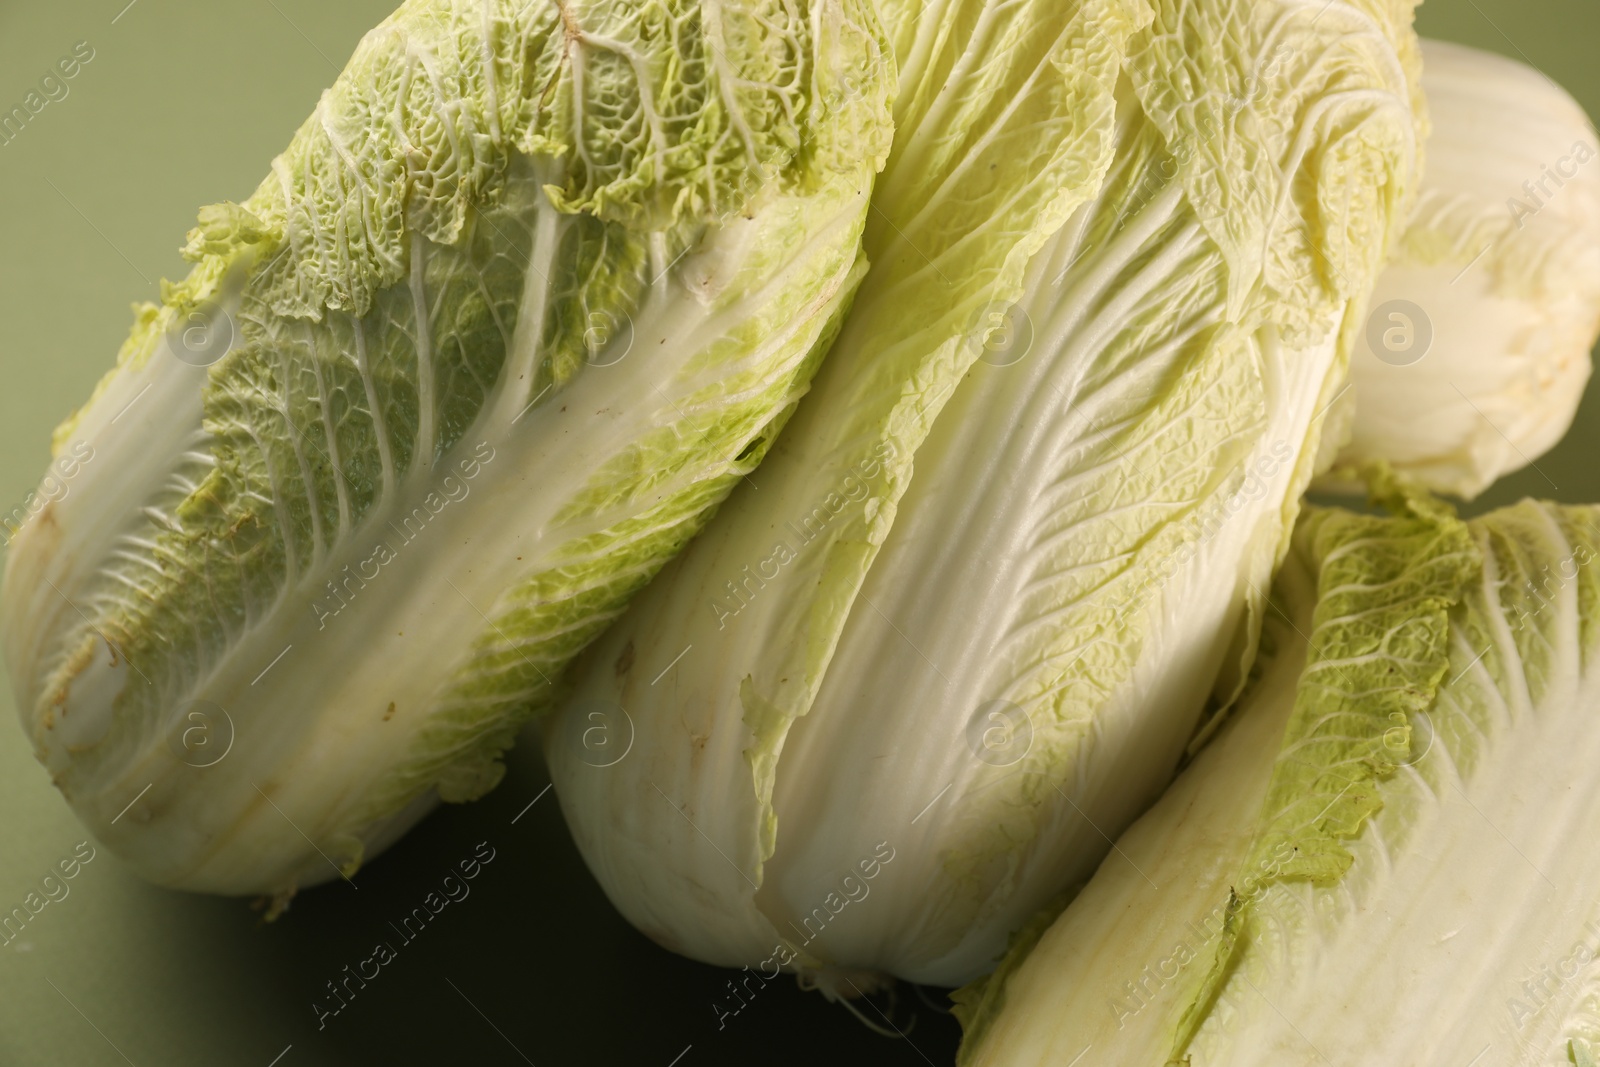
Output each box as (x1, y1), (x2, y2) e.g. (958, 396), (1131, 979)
(545, 0), (1424, 989)
(1330, 39), (1600, 499)
(0, 0), (894, 901)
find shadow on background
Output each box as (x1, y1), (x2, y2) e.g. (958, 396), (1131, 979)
(84, 728), (964, 1067)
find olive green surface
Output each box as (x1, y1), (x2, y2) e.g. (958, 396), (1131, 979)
(0, 2), (1592, 1065)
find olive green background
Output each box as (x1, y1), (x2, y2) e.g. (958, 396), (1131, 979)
(0, 2), (1593, 1065)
